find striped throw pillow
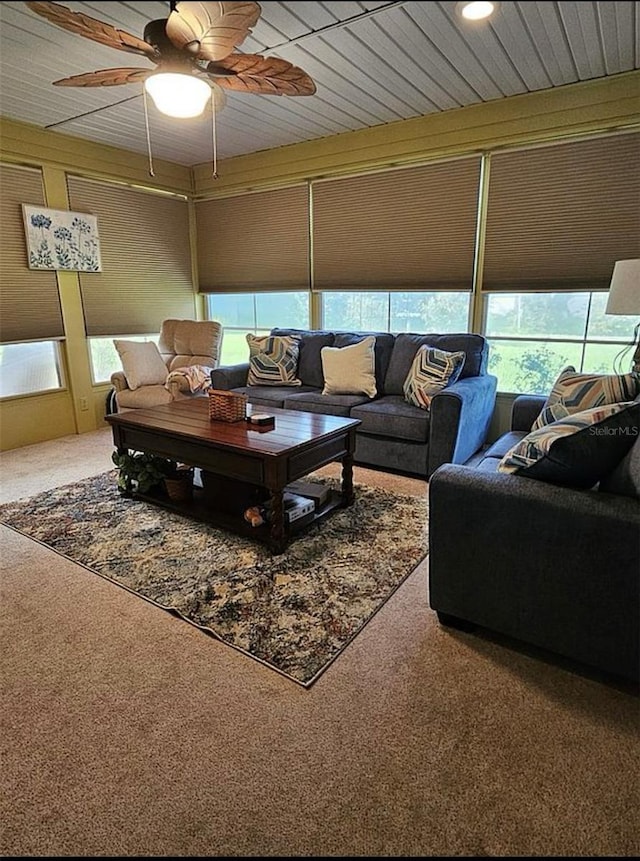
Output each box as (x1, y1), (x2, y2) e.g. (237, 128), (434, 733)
(403, 346), (466, 410)
(532, 369), (640, 430)
(246, 334), (302, 387)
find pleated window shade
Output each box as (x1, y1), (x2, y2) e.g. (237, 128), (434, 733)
(67, 177), (195, 335)
(196, 185), (310, 292)
(483, 132), (640, 291)
(312, 158), (481, 291)
(0, 164), (64, 344)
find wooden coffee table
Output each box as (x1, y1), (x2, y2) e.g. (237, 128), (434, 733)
(106, 399), (360, 554)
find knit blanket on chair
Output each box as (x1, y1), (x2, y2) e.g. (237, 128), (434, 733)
(165, 365), (214, 394)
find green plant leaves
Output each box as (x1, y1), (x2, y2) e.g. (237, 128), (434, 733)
(111, 451), (178, 494)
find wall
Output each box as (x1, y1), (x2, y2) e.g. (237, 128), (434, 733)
(1, 72), (639, 450)
(0, 119), (192, 450)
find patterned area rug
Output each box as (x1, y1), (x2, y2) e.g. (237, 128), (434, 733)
(0, 472), (428, 686)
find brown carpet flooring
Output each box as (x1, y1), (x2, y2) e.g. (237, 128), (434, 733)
(0, 429), (638, 857)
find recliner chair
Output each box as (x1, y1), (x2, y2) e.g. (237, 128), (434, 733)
(110, 318), (223, 411)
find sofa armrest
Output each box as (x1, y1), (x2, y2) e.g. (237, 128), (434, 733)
(427, 374), (497, 477)
(511, 395), (546, 432)
(110, 371), (128, 393)
(209, 363), (249, 390)
(428, 464), (640, 680)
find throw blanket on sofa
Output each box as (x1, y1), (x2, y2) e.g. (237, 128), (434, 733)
(165, 365), (214, 394)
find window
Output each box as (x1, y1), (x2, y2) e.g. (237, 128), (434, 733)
(89, 334), (159, 385)
(206, 292), (310, 365)
(0, 341), (63, 398)
(322, 291), (471, 333)
(485, 292), (636, 395)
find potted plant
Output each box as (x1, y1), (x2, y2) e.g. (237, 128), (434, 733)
(111, 450), (179, 496)
(163, 463), (195, 502)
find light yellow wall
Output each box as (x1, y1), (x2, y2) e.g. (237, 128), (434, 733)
(1, 71), (639, 450)
(0, 119), (192, 450)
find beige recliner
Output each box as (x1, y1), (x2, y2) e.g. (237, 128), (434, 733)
(111, 318), (223, 411)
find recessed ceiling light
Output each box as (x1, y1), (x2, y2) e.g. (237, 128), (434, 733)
(460, 1), (497, 21)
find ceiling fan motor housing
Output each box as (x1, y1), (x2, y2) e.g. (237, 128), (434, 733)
(143, 18), (200, 59)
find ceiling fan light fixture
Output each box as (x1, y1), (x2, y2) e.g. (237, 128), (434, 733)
(144, 72), (210, 118)
(459, 1), (498, 21)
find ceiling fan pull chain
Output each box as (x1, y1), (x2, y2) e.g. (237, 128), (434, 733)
(142, 86), (155, 178)
(211, 92), (218, 180)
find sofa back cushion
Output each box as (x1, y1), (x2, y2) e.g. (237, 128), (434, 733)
(598, 395), (640, 498)
(270, 328), (334, 388)
(333, 331), (395, 394)
(384, 333), (487, 395)
(598, 436), (640, 499)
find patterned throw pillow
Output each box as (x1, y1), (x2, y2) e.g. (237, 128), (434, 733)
(499, 401), (640, 489)
(246, 334), (302, 387)
(532, 368), (640, 430)
(403, 346), (466, 409)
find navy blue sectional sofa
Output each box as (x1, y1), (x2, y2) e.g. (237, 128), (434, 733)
(210, 328), (497, 479)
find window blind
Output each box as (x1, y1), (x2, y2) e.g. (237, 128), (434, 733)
(67, 177), (195, 335)
(0, 164), (64, 344)
(312, 157), (481, 291)
(483, 132), (640, 291)
(196, 185), (310, 293)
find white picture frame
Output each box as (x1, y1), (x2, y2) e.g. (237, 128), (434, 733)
(22, 204), (102, 272)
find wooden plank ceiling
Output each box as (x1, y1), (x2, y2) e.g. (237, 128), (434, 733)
(0, 1), (637, 166)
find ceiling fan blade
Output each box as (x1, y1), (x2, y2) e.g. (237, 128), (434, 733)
(206, 54), (316, 96)
(166, 1), (261, 62)
(25, 2), (157, 58)
(53, 68), (152, 87)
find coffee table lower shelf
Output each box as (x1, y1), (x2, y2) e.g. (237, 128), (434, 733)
(131, 485), (345, 552)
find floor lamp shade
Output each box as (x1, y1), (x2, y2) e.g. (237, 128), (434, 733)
(606, 258), (640, 375)
(605, 259), (640, 315)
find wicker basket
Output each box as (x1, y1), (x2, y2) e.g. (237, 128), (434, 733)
(164, 467), (194, 502)
(208, 388), (248, 422)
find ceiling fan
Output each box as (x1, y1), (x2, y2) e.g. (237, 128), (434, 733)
(25, 1), (317, 174)
(26, 1), (316, 105)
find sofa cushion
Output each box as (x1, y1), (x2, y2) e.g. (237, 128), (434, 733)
(115, 384), (173, 410)
(333, 331), (395, 394)
(283, 390), (370, 417)
(233, 384), (317, 409)
(351, 395), (430, 443)
(599, 436), (640, 499)
(384, 333), (487, 394)
(270, 328), (335, 388)
(532, 369), (640, 430)
(321, 336), (377, 397)
(498, 401), (640, 489)
(403, 346), (465, 409)
(246, 334), (302, 387)
(113, 340), (168, 390)
(482, 431), (529, 461)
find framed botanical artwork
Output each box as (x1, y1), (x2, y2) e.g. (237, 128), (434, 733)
(22, 204), (102, 272)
